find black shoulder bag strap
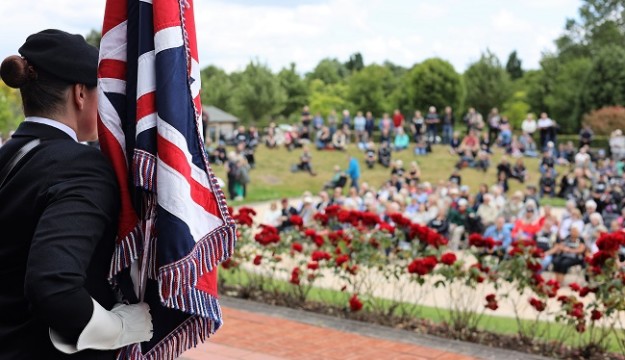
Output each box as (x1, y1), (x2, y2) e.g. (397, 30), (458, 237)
(0, 139), (41, 189)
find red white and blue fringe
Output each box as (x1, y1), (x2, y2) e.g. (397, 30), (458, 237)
(116, 315), (215, 360)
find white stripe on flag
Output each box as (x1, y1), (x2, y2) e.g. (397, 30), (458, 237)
(137, 50), (156, 100)
(99, 20), (128, 62)
(98, 78), (126, 95)
(154, 26), (184, 55)
(190, 58), (201, 99)
(157, 117), (211, 189)
(137, 112), (157, 134)
(98, 87), (128, 161)
(157, 158), (224, 242)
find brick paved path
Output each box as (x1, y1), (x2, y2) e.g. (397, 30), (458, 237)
(180, 306), (476, 360)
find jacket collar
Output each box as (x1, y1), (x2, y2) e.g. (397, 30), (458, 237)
(11, 120), (76, 142)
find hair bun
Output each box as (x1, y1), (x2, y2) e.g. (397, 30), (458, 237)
(1, 55), (31, 88)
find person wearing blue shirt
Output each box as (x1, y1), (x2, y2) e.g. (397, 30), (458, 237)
(483, 216), (512, 259)
(346, 156), (361, 192)
(393, 128), (409, 151)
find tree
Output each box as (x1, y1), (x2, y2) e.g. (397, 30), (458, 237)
(505, 51), (524, 80)
(463, 51), (512, 117)
(347, 64), (395, 116)
(543, 57), (592, 133)
(277, 63), (309, 118)
(308, 79), (352, 117)
(231, 61), (287, 122)
(404, 58), (463, 115)
(0, 81), (22, 134)
(85, 29), (102, 49)
(306, 58), (349, 85)
(581, 45), (625, 114)
(200, 65), (235, 112)
(345, 52), (364, 73)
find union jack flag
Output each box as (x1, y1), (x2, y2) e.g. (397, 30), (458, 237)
(97, 0), (236, 359)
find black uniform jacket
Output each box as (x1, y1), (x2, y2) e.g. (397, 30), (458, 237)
(0, 121), (119, 359)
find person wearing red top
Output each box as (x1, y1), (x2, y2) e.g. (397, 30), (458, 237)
(512, 202), (541, 240)
(392, 109), (404, 132)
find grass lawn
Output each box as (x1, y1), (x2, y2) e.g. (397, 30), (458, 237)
(211, 143), (568, 206)
(220, 269), (624, 353)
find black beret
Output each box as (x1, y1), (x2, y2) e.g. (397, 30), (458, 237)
(18, 29), (98, 87)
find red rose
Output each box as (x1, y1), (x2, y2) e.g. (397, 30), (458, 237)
(304, 229), (317, 237)
(526, 259), (542, 272)
(596, 233), (620, 252)
(313, 212), (329, 225)
(579, 287), (591, 297)
(575, 321), (586, 333)
(440, 252), (457, 266)
(589, 250), (614, 267)
(253, 255), (262, 266)
(485, 294), (496, 302)
(255, 225), (281, 246)
(407, 256), (438, 276)
(313, 235), (325, 247)
(311, 251), (332, 261)
(529, 297), (546, 312)
(335, 254), (349, 267)
(290, 215), (304, 227)
(361, 212), (381, 226)
(307, 261), (319, 270)
(485, 302), (498, 311)
(291, 242), (304, 253)
(349, 294), (363, 312)
(590, 310), (602, 321)
(379, 222), (395, 234)
(347, 265), (358, 275)
(569, 282), (581, 292)
(570, 307), (584, 319)
(289, 268), (301, 285)
(221, 258), (234, 269)
(233, 212), (254, 226)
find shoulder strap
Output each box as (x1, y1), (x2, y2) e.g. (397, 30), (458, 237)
(0, 139), (41, 189)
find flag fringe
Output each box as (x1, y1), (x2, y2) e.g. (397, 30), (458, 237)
(109, 224), (143, 282)
(158, 223), (235, 317)
(116, 315), (216, 360)
(133, 149), (157, 191)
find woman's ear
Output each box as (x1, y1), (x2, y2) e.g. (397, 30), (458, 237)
(73, 83), (87, 110)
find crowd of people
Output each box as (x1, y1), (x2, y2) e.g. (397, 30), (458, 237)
(210, 105), (625, 284)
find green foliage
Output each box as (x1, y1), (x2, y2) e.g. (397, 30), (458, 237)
(464, 51), (512, 117)
(345, 52), (364, 73)
(200, 65), (235, 112)
(505, 51), (524, 80)
(406, 58), (463, 114)
(581, 45), (625, 115)
(502, 91), (531, 130)
(306, 58), (349, 85)
(543, 57), (593, 133)
(347, 64), (395, 116)
(85, 29), (101, 49)
(308, 79), (352, 117)
(0, 81), (22, 135)
(232, 61), (287, 122)
(277, 63), (309, 118)
(519, 69), (549, 115)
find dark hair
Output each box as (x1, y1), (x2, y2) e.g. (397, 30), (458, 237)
(1, 55), (71, 117)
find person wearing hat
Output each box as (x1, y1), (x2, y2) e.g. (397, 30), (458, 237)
(0, 30), (152, 359)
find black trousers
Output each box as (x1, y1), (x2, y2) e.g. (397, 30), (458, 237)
(552, 255), (583, 274)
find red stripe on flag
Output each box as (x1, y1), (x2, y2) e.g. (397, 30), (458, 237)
(102, 0), (128, 36)
(152, 0), (182, 33)
(98, 59), (127, 81)
(136, 92), (156, 122)
(157, 133), (220, 217)
(97, 118), (139, 241)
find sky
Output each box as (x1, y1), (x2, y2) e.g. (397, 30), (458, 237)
(0, 0), (581, 74)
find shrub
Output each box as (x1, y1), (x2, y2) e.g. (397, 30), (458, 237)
(583, 106), (625, 136)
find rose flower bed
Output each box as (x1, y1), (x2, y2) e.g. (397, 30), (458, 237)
(221, 206), (625, 359)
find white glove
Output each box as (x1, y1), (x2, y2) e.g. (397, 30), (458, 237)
(50, 298), (153, 354)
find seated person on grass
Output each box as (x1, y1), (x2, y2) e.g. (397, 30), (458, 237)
(332, 129), (347, 151)
(378, 142), (392, 167)
(540, 167), (557, 198)
(449, 131), (462, 155)
(324, 165), (346, 190)
(393, 127), (410, 151)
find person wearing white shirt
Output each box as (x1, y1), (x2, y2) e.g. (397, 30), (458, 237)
(537, 112), (554, 149)
(521, 113), (537, 135)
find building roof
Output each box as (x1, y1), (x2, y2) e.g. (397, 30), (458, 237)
(202, 105), (239, 123)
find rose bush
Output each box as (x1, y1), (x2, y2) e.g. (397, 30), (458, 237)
(223, 206), (625, 358)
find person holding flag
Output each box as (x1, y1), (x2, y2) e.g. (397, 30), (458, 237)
(0, 30), (153, 359)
